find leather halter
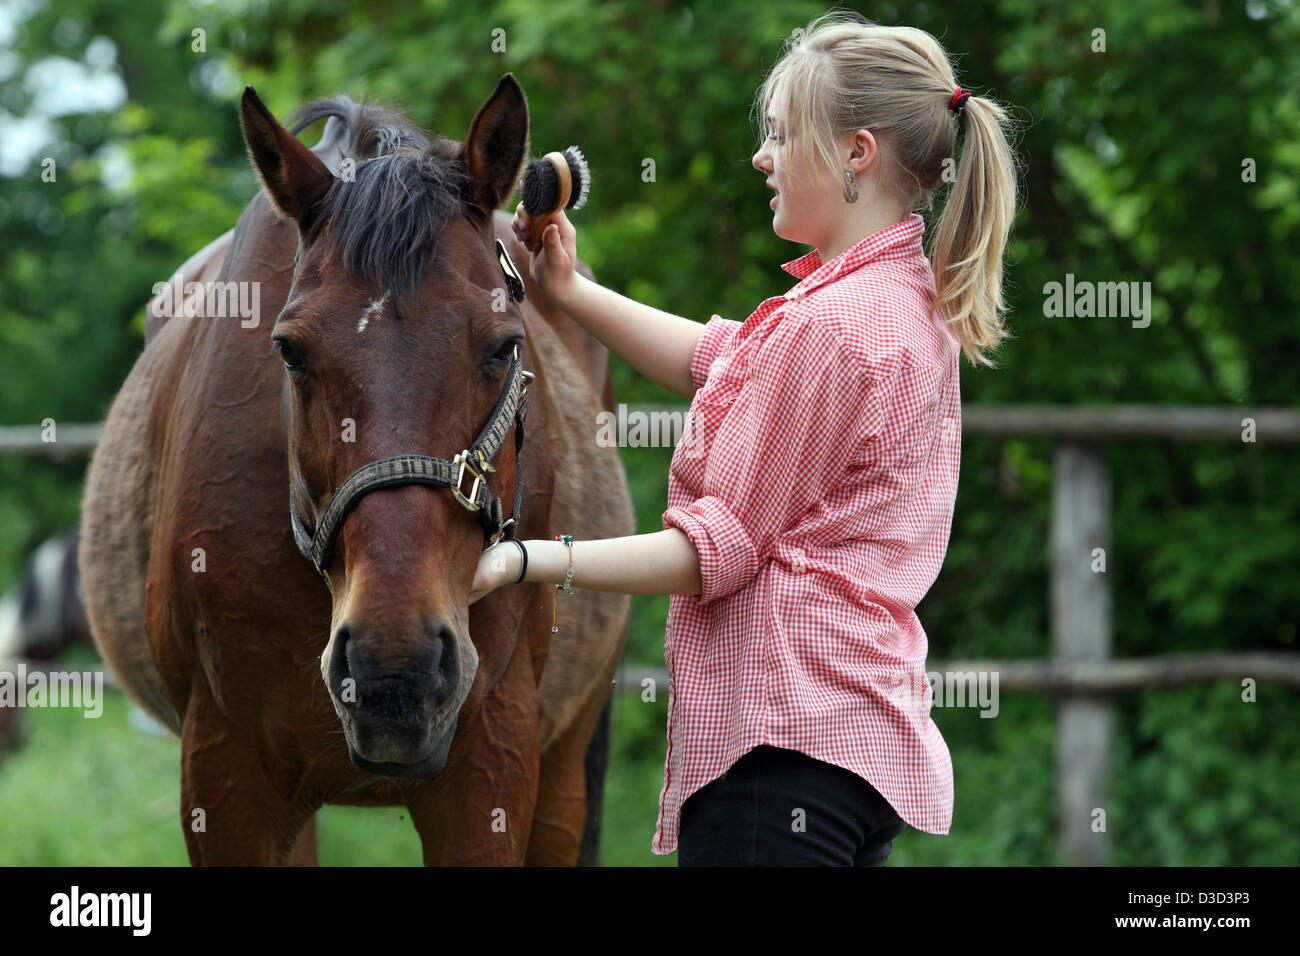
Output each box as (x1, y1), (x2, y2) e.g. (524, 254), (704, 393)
(287, 238), (534, 592)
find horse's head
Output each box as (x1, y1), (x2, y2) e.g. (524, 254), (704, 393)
(239, 76), (534, 778)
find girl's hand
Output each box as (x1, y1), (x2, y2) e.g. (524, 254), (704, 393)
(512, 203), (578, 302)
(469, 540), (525, 605)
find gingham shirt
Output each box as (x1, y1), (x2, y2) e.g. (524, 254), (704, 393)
(654, 213), (959, 855)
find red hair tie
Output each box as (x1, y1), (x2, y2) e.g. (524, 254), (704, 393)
(949, 87), (972, 115)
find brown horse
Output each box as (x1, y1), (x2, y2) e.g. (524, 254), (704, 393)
(78, 74), (633, 865)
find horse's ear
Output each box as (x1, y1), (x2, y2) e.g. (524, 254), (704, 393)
(456, 73), (529, 218)
(239, 86), (334, 233)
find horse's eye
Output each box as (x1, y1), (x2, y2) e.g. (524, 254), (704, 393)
(274, 338), (306, 373)
(490, 338), (522, 367)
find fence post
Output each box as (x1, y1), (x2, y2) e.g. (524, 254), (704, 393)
(1051, 442), (1113, 866)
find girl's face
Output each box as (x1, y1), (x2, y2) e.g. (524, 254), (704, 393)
(752, 110), (841, 251)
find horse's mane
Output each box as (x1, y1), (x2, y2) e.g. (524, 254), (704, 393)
(288, 96), (474, 301)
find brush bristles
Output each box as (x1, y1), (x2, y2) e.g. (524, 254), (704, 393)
(562, 145), (590, 210)
(520, 158), (558, 216)
(519, 146), (590, 215)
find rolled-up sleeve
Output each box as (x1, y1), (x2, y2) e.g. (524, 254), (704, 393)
(689, 314), (742, 392)
(663, 314), (877, 604)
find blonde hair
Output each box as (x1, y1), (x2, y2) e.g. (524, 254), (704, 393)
(753, 10), (1025, 367)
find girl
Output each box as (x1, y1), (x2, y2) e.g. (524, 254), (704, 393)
(471, 10), (1020, 866)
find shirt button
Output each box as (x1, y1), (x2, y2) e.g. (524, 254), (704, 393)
(790, 547), (806, 574)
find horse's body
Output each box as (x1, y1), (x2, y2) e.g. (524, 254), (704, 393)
(78, 77), (632, 865)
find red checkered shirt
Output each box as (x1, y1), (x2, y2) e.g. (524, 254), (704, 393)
(655, 213), (960, 855)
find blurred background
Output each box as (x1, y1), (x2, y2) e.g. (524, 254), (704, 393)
(0, 0), (1297, 866)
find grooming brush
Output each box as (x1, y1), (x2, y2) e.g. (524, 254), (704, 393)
(520, 146), (590, 253)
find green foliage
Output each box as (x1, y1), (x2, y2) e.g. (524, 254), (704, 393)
(1, 0), (1297, 864)
(1110, 685), (1300, 865)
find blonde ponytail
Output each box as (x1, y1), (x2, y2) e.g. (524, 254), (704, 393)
(753, 11), (1025, 366)
(930, 91), (1021, 367)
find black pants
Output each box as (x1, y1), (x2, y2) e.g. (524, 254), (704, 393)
(678, 745), (907, 866)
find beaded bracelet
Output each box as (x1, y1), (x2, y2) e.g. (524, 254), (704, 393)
(552, 534), (574, 634)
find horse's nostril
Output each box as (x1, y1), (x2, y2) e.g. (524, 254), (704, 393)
(331, 624), (354, 701)
(434, 623), (459, 672)
(422, 622), (459, 698)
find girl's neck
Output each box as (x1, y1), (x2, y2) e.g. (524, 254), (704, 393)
(817, 201), (912, 263)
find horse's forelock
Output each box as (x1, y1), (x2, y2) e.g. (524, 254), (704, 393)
(288, 96), (475, 306)
(289, 95), (430, 156)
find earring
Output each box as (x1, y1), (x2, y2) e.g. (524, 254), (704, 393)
(843, 168), (859, 204)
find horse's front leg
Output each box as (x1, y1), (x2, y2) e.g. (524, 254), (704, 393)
(406, 642), (541, 865)
(179, 684), (316, 865)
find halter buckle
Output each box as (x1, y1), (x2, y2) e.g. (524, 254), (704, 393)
(452, 449), (485, 511)
(488, 516), (516, 547)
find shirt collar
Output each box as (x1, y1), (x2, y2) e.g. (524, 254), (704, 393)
(779, 213), (925, 300)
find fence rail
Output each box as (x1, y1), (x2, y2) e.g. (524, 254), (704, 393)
(614, 652), (1300, 695)
(4, 405), (1299, 457)
(0, 424), (102, 459)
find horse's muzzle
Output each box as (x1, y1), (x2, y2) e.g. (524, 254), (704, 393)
(326, 619), (476, 775)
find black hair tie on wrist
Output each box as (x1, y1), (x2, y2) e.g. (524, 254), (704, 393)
(510, 539), (528, 583)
